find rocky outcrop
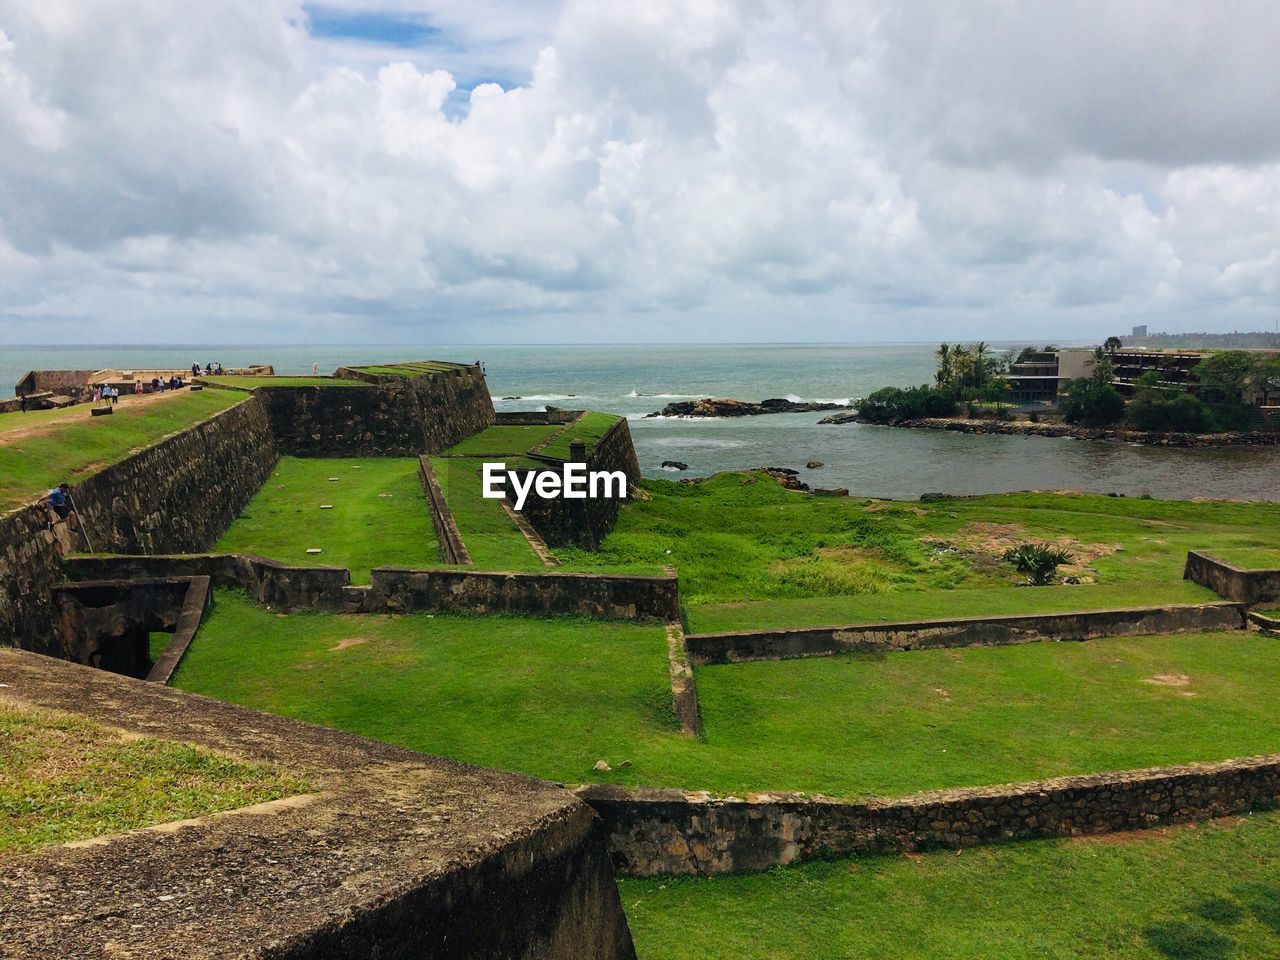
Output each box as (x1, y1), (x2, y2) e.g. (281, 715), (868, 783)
(648, 397), (846, 418)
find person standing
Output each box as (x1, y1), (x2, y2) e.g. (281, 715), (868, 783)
(19, 394), (28, 413)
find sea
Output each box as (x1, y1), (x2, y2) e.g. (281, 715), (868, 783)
(4, 343), (1277, 501)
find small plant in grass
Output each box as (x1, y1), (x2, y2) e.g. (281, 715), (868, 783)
(1003, 543), (1072, 585)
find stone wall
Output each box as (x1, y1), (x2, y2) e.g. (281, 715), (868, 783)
(418, 456), (469, 564)
(0, 398), (275, 657)
(369, 566), (679, 621)
(1185, 550), (1280, 606)
(516, 417), (643, 550)
(51, 577), (201, 678)
(16, 369), (97, 399)
(262, 366), (495, 457)
(65, 555), (683, 622)
(1, 648), (636, 959)
(686, 602), (1245, 664)
(579, 754), (1280, 876)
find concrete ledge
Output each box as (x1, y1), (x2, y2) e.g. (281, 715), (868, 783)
(147, 575), (212, 684)
(1186, 550), (1280, 606)
(685, 602), (1245, 664)
(578, 754), (1280, 876)
(418, 455), (471, 565)
(0, 649), (635, 959)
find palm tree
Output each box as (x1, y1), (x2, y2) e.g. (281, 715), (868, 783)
(935, 343), (952, 386)
(973, 341), (989, 387)
(951, 344), (974, 388)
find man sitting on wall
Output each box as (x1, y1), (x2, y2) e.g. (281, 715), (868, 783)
(43, 482), (79, 534)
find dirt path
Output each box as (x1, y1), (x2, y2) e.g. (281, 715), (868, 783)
(0, 390), (188, 446)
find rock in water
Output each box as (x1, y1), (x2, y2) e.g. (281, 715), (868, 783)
(648, 397), (847, 417)
(661, 460), (690, 471)
(806, 460), (824, 469)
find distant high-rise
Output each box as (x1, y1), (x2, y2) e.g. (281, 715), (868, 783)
(1131, 324), (1148, 337)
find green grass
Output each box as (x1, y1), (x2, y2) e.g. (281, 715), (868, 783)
(200, 376), (369, 389)
(175, 593), (1280, 800)
(429, 455), (544, 570)
(620, 812), (1280, 959)
(0, 390), (246, 511)
(558, 473), (1280, 611)
(688, 581), (1219, 633)
(539, 411), (622, 460)
(0, 703), (306, 857)
(148, 631), (171, 663)
(216, 458), (437, 583)
(440, 423), (567, 457)
(348, 362), (462, 377)
(0, 404), (103, 434)
(173, 591), (673, 785)
(1204, 547), (1280, 570)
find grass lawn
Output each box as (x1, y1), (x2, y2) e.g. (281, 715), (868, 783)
(540, 411), (621, 460)
(200, 376), (370, 389)
(0, 404), (104, 434)
(348, 362), (461, 377)
(0, 703), (305, 857)
(440, 423), (567, 457)
(173, 591), (674, 785)
(175, 593), (1280, 799)
(1205, 547), (1280, 570)
(556, 473), (1280, 613)
(216, 458), (437, 583)
(0, 389), (245, 511)
(620, 812), (1280, 959)
(687, 581), (1219, 633)
(429, 455), (544, 570)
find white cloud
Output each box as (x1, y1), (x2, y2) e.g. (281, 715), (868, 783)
(0, 0), (1277, 343)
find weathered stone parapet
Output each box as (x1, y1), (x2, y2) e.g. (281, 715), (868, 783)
(579, 755), (1280, 876)
(1185, 550), (1280, 606)
(64, 554), (683, 621)
(265, 365), (495, 457)
(367, 566), (680, 621)
(0, 649), (636, 959)
(686, 601), (1246, 664)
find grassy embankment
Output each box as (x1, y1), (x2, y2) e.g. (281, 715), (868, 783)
(621, 812), (1280, 959)
(215, 458), (437, 584)
(551, 472), (1280, 629)
(1204, 547), (1280, 569)
(427, 420), (578, 570)
(0, 389), (246, 512)
(199, 376), (370, 389)
(0, 703), (305, 857)
(176, 591), (1280, 800)
(539, 411), (622, 459)
(346, 361), (463, 377)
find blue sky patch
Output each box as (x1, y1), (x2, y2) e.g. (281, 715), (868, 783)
(305, 5), (441, 46)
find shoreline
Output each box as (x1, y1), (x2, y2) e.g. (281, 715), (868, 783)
(826, 415), (1280, 448)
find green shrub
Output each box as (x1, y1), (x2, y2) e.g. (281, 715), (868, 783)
(1059, 378), (1125, 427)
(1126, 391), (1212, 432)
(1003, 543), (1072, 585)
(859, 386), (957, 424)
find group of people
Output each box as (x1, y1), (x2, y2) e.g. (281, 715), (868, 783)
(151, 375), (187, 393)
(92, 384), (121, 405)
(192, 362), (225, 377)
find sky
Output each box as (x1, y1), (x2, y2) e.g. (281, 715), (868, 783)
(0, 0), (1277, 345)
